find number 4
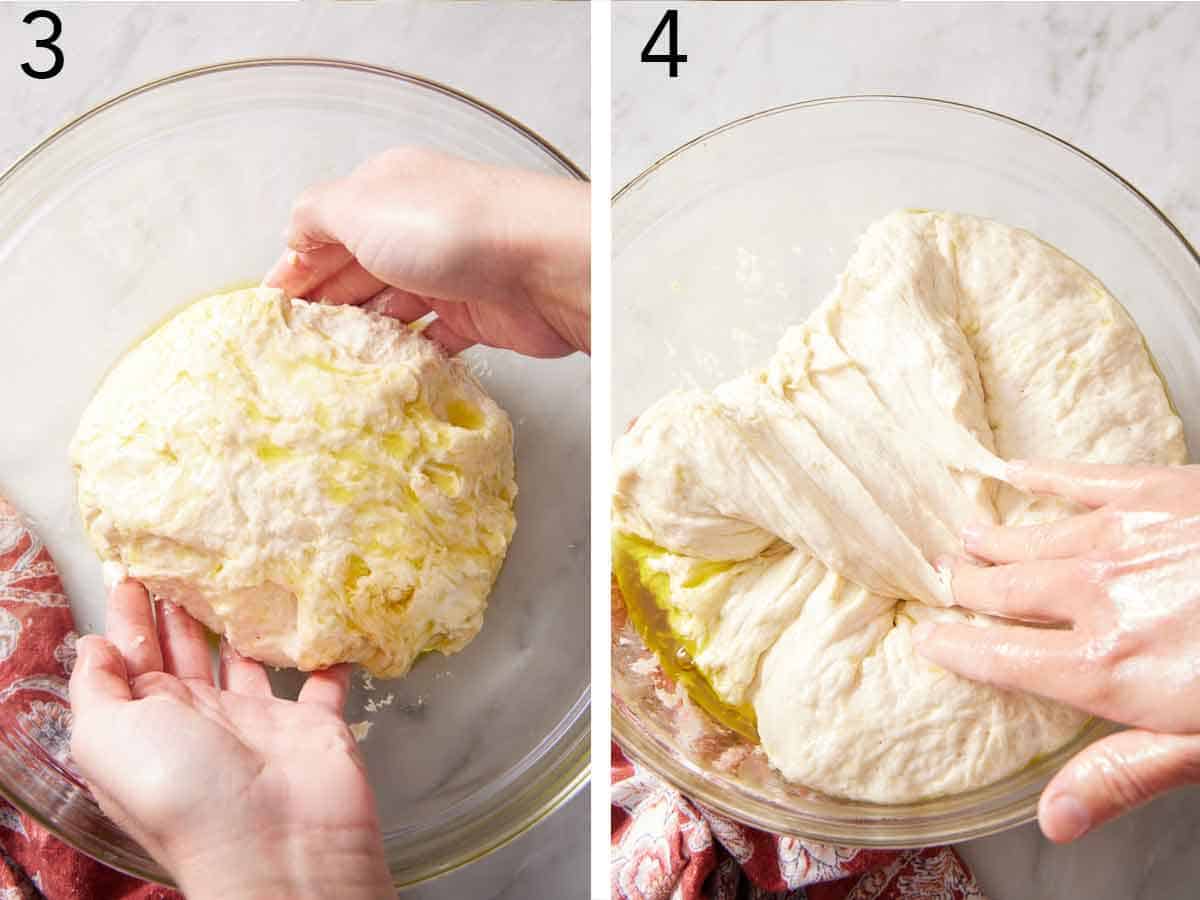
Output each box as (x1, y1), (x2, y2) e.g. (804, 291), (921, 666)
(642, 10), (687, 78)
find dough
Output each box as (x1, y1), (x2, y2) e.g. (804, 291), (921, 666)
(72, 287), (517, 678)
(613, 211), (1185, 802)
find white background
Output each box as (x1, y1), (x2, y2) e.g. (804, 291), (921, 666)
(614, 3), (1200, 898)
(0, 3), (589, 899)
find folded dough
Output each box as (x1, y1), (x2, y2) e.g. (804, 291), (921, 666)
(613, 211), (1185, 802)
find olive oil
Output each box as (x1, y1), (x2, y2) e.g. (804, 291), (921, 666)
(612, 531), (759, 741)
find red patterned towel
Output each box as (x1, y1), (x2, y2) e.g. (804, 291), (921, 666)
(612, 744), (988, 900)
(0, 497), (180, 899)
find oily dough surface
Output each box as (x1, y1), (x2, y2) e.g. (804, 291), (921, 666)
(72, 287), (517, 678)
(613, 210), (1186, 803)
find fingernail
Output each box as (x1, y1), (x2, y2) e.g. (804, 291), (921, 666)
(1047, 793), (1090, 842)
(912, 622), (934, 644)
(934, 554), (955, 574)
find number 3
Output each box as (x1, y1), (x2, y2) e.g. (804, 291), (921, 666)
(22, 9), (64, 80)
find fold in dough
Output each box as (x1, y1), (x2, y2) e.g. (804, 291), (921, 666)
(613, 210), (1185, 802)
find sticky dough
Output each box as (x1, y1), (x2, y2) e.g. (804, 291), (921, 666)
(612, 211), (1185, 802)
(72, 288), (517, 678)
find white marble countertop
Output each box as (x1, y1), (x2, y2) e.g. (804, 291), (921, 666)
(0, 3), (588, 898)
(614, 3), (1200, 898)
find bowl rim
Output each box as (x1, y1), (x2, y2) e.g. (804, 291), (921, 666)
(610, 93), (1200, 847)
(0, 56), (588, 192)
(0, 55), (590, 888)
(613, 93), (1199, 269)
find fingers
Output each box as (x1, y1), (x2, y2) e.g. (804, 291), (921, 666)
(105, 580), (163, 678)
(306, 260), (387, 307)
(364, 286), (432, 324)
(1039, 730), (1200, 842)
(263, 244), (354, 298)
(363, 288), (476, 355)
(1007, 459), (1163, 508)
(944, 556), (1086, 624)
(422, 318), (476, 356)
(962, 511), (1110, 564)
(219, 638), (274, 698)
(156, 600), (213, 683)
(270, 256), (474, 355)
(298, 664), (353, 714)
(68, 635), (132, 712)
(265, 247), (387, 311)
(913, 619), (1079, 700)
(129, 670), (192, 703)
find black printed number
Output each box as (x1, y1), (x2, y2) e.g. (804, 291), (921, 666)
(21, 10), (63, 80)
(641, 10), (686, 78)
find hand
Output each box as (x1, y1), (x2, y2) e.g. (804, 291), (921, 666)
(69, 581), (394, 900)
(914, 460), (1200, 844)
(264, 146), (590, 358)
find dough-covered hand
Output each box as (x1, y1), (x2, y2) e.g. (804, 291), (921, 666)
(69, 581), (394, 900)
(914, 460), (1200, 843)
(264, 147), (589, 358)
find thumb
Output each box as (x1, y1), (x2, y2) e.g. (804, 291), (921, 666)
(69, 634), (133, 712)
(1039, 729), (1200, 842)
(69, 636), (136, 796)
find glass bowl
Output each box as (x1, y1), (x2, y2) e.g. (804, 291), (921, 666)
(0, 59), (589, 886)
(611, 95), (1200, 847)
